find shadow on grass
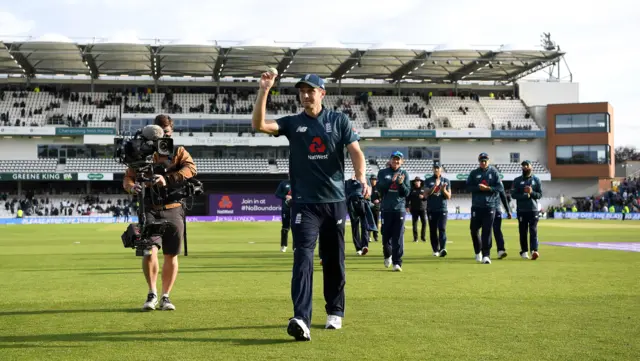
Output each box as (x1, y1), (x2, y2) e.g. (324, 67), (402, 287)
(0, 344), (87, 349)
(16, 263), (292, 273)
(0, 308), (143, 316)
(83, 269), (291, 276)
(0, 325), (296, 347)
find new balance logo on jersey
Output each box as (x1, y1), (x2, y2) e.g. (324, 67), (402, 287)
(308, 137), (329, 160)
(296, 126), (308, 133)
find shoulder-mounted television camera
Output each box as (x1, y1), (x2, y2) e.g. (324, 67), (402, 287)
(114, 124), (174, 170)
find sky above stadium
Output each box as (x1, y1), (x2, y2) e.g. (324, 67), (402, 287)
(1, 0), (638, 147)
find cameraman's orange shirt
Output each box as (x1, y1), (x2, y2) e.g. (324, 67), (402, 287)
(122, 146), (197, 209)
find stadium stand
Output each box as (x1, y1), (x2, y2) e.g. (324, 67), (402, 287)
(0, 90), (61, 127)
(0, 194), (132, 218)
(0, 159), (58, 172)
(194, 158), (270, 173)
(276, 158), (373, 175)
(429, 96), (492, 129)
(377, 158), (434, 174)
(495, 162), (547, 174)
(1, 89), (547, 133)
(66, 92), (120, 127)
(441, 163), (478, 174)
(64, 158), (127, 173)
(479, 97), (540, 130)
(0, 157), (551, 176)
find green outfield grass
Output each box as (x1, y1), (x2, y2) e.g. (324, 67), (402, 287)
(0, 219), (639, 361)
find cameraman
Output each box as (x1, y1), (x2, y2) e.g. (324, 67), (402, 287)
(123, 114), (197, 311)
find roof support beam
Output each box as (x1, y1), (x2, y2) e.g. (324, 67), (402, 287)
(445, 52), (496, 82)
(7, 43), (36, 77)
(329, 50), (365, 80)
(212, 48), (228, 82)
(388, 51), (429, 83)
(150, 46), (161, 79)
(79, 45), (99, 79)
(498, 55), (562, 85)
(276, 49), (298, 78)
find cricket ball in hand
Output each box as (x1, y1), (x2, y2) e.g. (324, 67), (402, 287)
(267, 67), (278, 76)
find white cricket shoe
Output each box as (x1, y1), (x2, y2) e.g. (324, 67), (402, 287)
(280, 246), (287, 253)
(531, 251), (539, 260)
(521, 252), (530, 260)
(159, 296), (176, 311)
(482, 256), (491, 264)
(356, 250), (363, 256)
(475, 253), (482, 262)
(287, 318), (311, 341)
(142, 293), (158, 311)
(433, 252), (440, 257)
(384, 257), (392, 268)
(325, 315), (343, 329)
(498, 250), (507, 259)
(393, 264), (403, 272)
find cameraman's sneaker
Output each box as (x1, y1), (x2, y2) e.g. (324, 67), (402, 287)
(159, 296), (176, 311)
(142, 293), (158, 311)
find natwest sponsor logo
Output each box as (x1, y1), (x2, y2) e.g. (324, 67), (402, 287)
(308, 137), (329, 160)
(217, 195), (234, 214)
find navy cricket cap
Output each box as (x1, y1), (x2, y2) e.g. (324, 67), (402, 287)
(391, 151), (404, 159)
(478, 152), (489, 161)
(295, 74), (325, 90)
(433, 161), (441, 168)
(521, 160), (532, 166)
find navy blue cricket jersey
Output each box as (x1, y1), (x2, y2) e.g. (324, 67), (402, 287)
(276, 106), (359, 204)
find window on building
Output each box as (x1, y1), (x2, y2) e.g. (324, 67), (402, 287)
(556, 145), (610, 165)
(555, 113), (610, 133)
(510, 152), (520, 163)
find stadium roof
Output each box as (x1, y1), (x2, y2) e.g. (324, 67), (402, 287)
(0, 36), (565, 84)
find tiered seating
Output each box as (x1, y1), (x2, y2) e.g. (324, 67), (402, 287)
(0, 91), (59, 126)
(369, 96), (433, 129)
(446, 196), (472, 213)
(66, 92), (120, 127)
(479, 98), (539, 130)
(442, 163), (476, 174)
(124, 93), (163, 114)
(323, 95), (434, 130)
(495, 162), (549, 174)
(376, 158), (433, 174)
(0, 194), (132, 218)
(64, 158), (126, 173)
(276, 158), (289, 173)
(256, 94), (298, 116)
(321, 95), (367, 129)
(194, 158), (270, 173)
(430, 96), (492, 129)
(0, 159), (57, 172)
(275, 158), (372, 175)
(167, 93), (296, 116)
(345, 158), (373, 175)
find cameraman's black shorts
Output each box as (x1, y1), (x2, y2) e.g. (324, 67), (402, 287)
(146, 206), (185, 255)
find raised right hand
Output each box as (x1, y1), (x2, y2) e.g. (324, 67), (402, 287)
(260, 72), (277, 91)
